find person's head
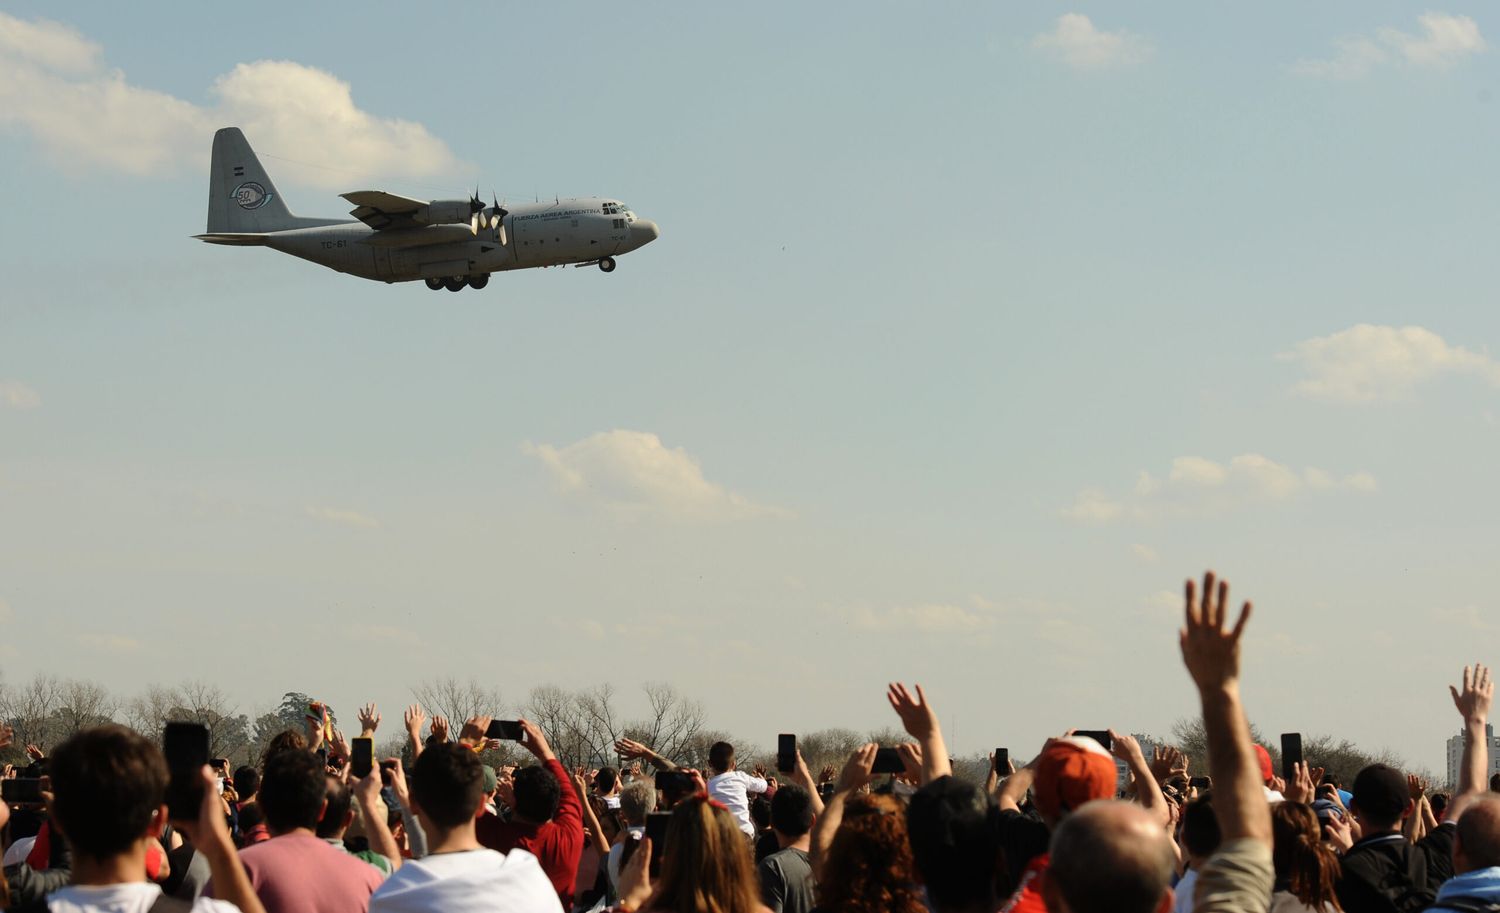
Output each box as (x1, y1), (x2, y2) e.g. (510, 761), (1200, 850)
(653, 796), (761, 913)
(1454, 796), (1500, 875)
(595, 766), (620, 796)
(512, 763), (562, 824)
(260, 730), (307, 766)
(411, 742), (485, 830)
(1179, 794), (1220, 863)
(620, 778), (657, 827)
(1044, 801), (1175, 913)
(708, 741), (735, 775)
(48, 725), (168, 862)
(315, 775), (354, 839)
(258, 749), (328, 834)
(770, 784), (815, 841)
(1430, 791), (1451, 819)
(233, 765), (260, 799)
(1252, 745), (1274, 786)
(1349, 764), (1410, 832)
(906, 776), (1000, 912)
(1032, 737), (1118, 829)
(819, 794), (927, 913)
(749, 795), (772, 832)
(1271, 802), (1340, 910)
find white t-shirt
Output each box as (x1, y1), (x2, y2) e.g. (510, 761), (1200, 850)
(47, 883), (239, 913)
(606, 826), (646, 888)
(1171, 869), (1199, 913)
(368, 848), (561, 913)
(707, 770), (768, 836)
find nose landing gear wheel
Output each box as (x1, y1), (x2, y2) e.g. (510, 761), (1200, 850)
(467, 274), (490, 290)
(443, 277), (466, 292)
(425, 277), (444, 290)
(598, 257), (616, 273)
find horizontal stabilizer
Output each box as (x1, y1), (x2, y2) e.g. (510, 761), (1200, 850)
(193, 232), (270, 246)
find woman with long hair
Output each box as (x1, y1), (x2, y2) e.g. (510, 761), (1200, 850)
(815, 793), (926, 913)
(1270, 801), (1342, 912)
(618, 790), (769, 913)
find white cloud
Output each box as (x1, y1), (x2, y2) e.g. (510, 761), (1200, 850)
(1032, 14), (1152, 70)
(1281, 324), (1500, 403)
(78, 632), (142, 653)
(523, 430), (789, 521)
(1293, 13), (1485, 78)
(1131, 543), (1159, 563)
(1064, 453), (1375, 524)
(0, 12), (465, 188)
(843, 602), (996, 635)
(0, 381), (40, 409)
(305, 506), (381, 529)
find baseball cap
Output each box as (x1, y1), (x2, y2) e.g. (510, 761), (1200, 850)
(1033, 736), (1118, 820)
(1252, 745), (1273, 784)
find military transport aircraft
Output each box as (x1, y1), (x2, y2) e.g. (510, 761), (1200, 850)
(194, 128), (660, 291)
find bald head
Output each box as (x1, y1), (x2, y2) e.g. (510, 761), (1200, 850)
(1456, 796), (1500, 874)
(1045, 801), (1174, 913)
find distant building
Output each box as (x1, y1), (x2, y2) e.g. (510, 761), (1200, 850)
(1445, 723), (1500, 789)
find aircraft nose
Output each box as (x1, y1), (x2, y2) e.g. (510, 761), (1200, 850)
(629, 219), (660, 249)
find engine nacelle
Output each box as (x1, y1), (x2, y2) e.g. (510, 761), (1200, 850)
(413, 200), (473, 226)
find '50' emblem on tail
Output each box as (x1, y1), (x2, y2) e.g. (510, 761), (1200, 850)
(232, 181), (273, 210)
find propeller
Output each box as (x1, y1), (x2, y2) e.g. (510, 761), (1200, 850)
(490, 193), (509, 245)
(469, 188), (484, 235)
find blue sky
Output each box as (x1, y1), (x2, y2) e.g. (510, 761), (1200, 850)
(2, 2), (1498, 774)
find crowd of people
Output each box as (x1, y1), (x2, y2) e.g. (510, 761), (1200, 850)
(1, 570), (1497, 913)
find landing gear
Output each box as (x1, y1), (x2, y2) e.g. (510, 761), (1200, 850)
(443, 277), (466, 292)
(598, 257), (616, 273)
(425, 277), (444, 290)
(467, 274), (489, 290)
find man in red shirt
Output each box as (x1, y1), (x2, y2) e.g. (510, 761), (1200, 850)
(475, 719), (583, 907)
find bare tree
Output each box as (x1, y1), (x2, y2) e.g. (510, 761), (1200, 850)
(626, 682), (705, 765)
(0, 674), (65, 752)
(122, 685), (179, 738)
(411, 677), (506, 727)
(53, 680), (116, 737)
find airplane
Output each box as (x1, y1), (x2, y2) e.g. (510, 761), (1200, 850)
(194, 127), (660, 291)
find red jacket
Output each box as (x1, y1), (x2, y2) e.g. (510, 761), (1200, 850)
(476, 757), (584, 906)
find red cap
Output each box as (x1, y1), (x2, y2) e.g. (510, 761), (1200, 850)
(1253, 744), (1273, 784)
(1033, 737), (1118, 820)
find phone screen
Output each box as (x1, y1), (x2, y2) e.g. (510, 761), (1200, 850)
(777, 734), (796, 774)
(351, 737), (374, 778)
(1076, 730), (1113, 752)
(645, 811), (671, 876)
(994, 747), (1009, 774)
(1, 778), (44, 804)
(1280, 733), (1303, 784)
(871, 747), (904, 775)
(163, 721), (210, 820)
(485, 720), (524, 741)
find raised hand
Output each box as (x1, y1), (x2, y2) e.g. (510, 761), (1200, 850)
(0, 725), (13, 751)
(1450, 664), (1493, 725)
(430, 715), (450, 744)
(330, 729), (350, 761)
(886, 682), (938, 740)
(25, 744), (43, 761)
(384, 758), (410, 808)
(518, 718), (553, 760)
(896, 743), (924, 782)
(1180, 570), (1252, 692)
(819, 765), (836, 784)
(1150, 745), (1187, 783)
(1407, 774), (1428, 800)
(1109, 731), (1144, 764)
(838, 743), (878, 794)
(358, 703), (381, 736)
(1284, 762), (1316, 804)
(404, 705), (425, 740)
(458, 716), (492, 748)
(615, 737), (651, 760)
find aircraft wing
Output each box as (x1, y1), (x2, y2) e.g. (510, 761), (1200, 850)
(340, 190), (428, 230)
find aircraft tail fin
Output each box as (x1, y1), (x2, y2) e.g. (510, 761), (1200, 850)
(205, 128), (340, 233)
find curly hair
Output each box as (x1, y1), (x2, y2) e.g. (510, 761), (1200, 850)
(817, 794), (926, 913)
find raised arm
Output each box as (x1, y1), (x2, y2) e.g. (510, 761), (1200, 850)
(404, 704), (425, 761)
(353, 767), (404, 871)
(887, 682), (951, 783)
(614, 737), (678, 772)
(1450, 664), (1492, 805)
(997, 760), (1036, 814)
(574, 772), (611, 856)
(178, 766), (268, 913)
(1180, 571), (1271, 846)
(810, 744), (875, 880)
(1112, 731), (1170, 827)
(790, 750), (826, 817)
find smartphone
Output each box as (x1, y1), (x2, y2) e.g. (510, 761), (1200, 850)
(644, 811), (671, 876)
(163, 721), (210, 820)
(993, 748), (1009, 775)
(351, 737), (374, 778)
(1189, 776), (1212, 788)
(655, 770), (694, 794)
(777, 734), (796, 774)
(1, 778), (44, 804)
(485, 720), (524, 741)
(1076, 730), (1113, 752)
(871, 747), (904, 775)
(379, 758), (398, 786)
(210, 757), (229, 772)
(818, 782), (835, 799)
(1280, 733), (1302, 784)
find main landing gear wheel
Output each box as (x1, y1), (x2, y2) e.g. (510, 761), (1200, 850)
(425, 277), (444, 290)
(598, 257), (616, 273)
(443, 277), (466, 292)
(467, 274), (489, 290)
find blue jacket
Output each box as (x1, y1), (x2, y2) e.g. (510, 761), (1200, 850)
(1429, 867), (1500, 911)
